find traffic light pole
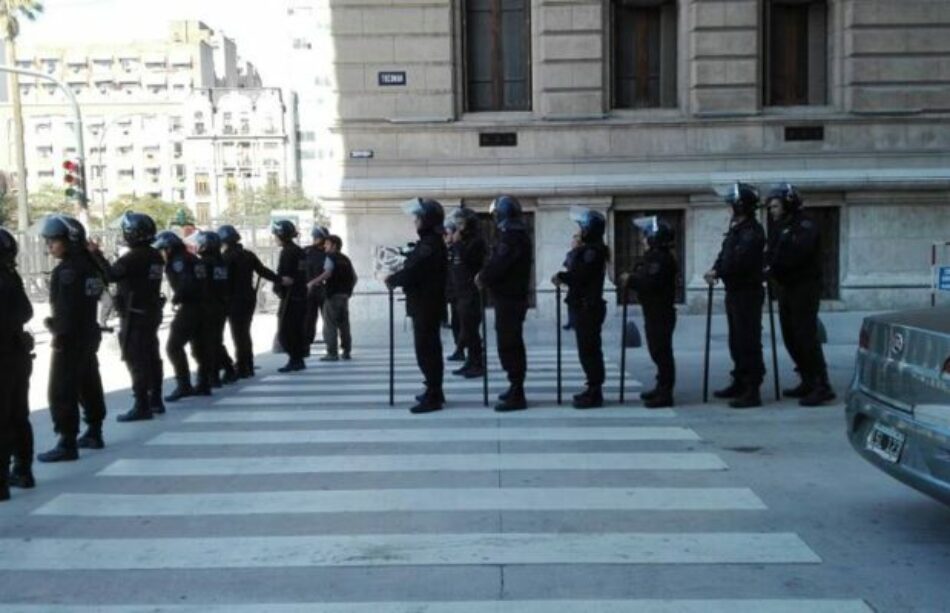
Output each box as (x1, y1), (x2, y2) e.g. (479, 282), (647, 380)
(0, 64), (93, 225)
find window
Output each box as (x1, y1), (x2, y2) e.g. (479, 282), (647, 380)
(614, 209), (685, 304)
(764, 0), (828, 106)
(267, 172), (280, 188)
(612, 0), (677, 109)
(225, 173), (237, 195)
(464, 0), (531, 112)
(196, 203), (210, 225)
(195, 173), (210, 196)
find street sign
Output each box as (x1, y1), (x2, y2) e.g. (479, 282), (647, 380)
(378, 71), (407, 87)
(938, 266), (950, 291)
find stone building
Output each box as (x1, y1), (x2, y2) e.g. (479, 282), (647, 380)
(287, 0), (950, 313)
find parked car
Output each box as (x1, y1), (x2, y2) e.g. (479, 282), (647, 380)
(846, 307), (950, 505)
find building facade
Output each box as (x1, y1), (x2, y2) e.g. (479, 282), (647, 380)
(287, 0), (950, 313)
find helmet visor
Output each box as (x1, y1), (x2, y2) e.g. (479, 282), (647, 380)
(401, 198), (425, 217)
(569, 206), (591, 226)
(632, 215), (659, 235)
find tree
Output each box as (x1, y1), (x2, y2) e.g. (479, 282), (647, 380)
(224, 183), (327, 226)
(106, 194), (188, 230)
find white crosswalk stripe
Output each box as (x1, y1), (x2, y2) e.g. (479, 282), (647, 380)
(183, 407), (677, 422)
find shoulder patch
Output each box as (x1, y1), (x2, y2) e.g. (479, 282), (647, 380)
(214, 266), (228, 281)
(172, 260), (185, 274)
(85, 277), (104, 298)
(149, 264), (165, 280)
(194, 264), (207, 279)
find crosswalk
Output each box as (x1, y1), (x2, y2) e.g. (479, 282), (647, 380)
(0, 346), (871, 611)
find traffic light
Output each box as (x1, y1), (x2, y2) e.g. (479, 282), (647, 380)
(63, 159), (85, 202)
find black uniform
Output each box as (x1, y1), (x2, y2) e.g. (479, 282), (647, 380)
(47, 249), (106, 441)
(449, 234), (487, 369)
(165, 249), (207, 392)
(199, 251), (231, 387)
(767, 211), (829, 389)
(93, 246), (165, 412)
(714, 217), (767, 391)
(388, 229), (448, 395)
(557, 242), (608, 389)
(0, 263), (33, 492)
(275, 242), (309, 363)
(223, 244), (277, 378)
(303, 245), (327, 349)
(628, 246), (678, 393)
(480, 224), (533, 387)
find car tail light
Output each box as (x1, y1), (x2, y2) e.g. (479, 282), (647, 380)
(859, 327), (871, 350)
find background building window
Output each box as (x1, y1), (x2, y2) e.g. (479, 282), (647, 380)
(464, 0), (531, 112)
(614, 209), (685, 304)
(764, 0), (828, 106)
(195, 173), (210, 197)
(612, 0), (677, 109)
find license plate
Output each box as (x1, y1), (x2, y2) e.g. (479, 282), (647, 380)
(866, 422), (906, 464)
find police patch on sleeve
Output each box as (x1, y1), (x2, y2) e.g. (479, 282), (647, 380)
(172, 260), (185, 274)
(195, 265), (207, 279)
(85, 277), (104, 298)
(149, 264), (164, 280)
(214, 266), (228, 281)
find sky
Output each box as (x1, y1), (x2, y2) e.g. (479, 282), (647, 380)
(17, 0), (292, 87)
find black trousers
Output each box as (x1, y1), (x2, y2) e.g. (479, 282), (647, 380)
(49, 341), (104, 439)
(571, 300), (606, 388)
(0, 350), (32, 482)
(412, 309), (444, 392)
(228, 302), (256, 376)
(121, 317), (162, 408)
(725, 286), (766, 388)
(494, 298), (528, 386)
(167, 304), (202, 388)
(449, 301), (461, 349)
(304, 289), (324, 349)
(278, 296), (308, 361)
(456, 293), (483, 366)
(643, 305), (676, 391)
(776, 280), (828, 385)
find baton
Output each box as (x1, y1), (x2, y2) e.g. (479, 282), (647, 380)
(555, 283), (562, 405)
(703, 283), (713, 404)
(766, 281), (781, 401)
(389, 286), (395, 407)
(619, 284), (628, 403)
(481, 289), (489, 407)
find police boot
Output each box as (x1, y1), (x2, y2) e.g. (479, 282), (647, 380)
(117, 402), (153, 423)
(150, 394), (166, 415)
(799, 379), (836, 407)
(193, 376), (213, 396)
(77, 425), (105, 450)
(640, 387), (660, 402)
(783, 380), (813, 399)
(38, 437), (79, 463)
(729, 385), (762, 410)
(8, 462), (35, 489)
(644, 388), (674, 409)
(210, 374), (223, 389)
(497, 386), (513, 402)
(415, 389), (445, 404)
(573, 386), (604, 410)
(461, 363), (485, 379)
(451, 363), (469, 376)
(447, 348), (465, 362)
(410, 389), (445, 414)
(165, 384), (195, 403)
(714, 380), (743, 399)
(0, 484), (8, 502)
(222, 365), (239, 385)
(495, 384), (527, 412)
(573, 386), (592, 403)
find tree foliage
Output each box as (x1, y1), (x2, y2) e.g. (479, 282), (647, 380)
(223, 183), (327, 226)
(106, 194), (191, 230)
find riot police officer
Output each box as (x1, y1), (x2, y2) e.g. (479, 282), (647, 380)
(477, 195), (533, 412)
(765, 184), (835, 407)
(154, 230), (210, 401)
(194, 231), (232, 387)
(623, 217), (678, 409)
(218, 225), (278, 379)
(704, 183), (767, 409)
(448, 207), (487, 379)
(554, 208), (609, 409)
(38, 215), (106, 462)
(0, 228), (35, 498)
(385, 198), (448, 414)
(272, 220), (309, 372)
(304, 226), (329, 352)
(444, 218), (464, 363)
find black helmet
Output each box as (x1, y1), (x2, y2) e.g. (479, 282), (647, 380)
(0, 227), (17, 261)
(271, 219), (298, 241)
(39, 214), (86, 244)
(724, 182), (760, 216)
(152, 230), (184, 251)
(403, 197), (445, 233)
(490, 195), (522, 230)
(765, 183), (803, 214)
(633, 216), (675, 248)
(570, 206), (606, 242)
(120, 211), (157, 247)
(217, 224), (241, 245)
(450, 207), (479, 234)
(311, 226), (329, 241)
(194, 231), (222, 255)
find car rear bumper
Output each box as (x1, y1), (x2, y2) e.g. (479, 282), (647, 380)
(846, 388), (950, 505)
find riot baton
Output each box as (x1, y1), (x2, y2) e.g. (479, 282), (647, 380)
(703, 283), (713, 404)
(766, 280), (781, 402)
(555, 283), (562, 405)
(481, 289), (489, 407)
(619, 285), (629, 403)
(388, 286), (395, 407)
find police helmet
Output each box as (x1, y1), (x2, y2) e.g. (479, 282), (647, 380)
(489, 195), (522, 230)
(152, 230), (184, 251)
(39, 214), (86, 245)
(194, 231), (222, 255)
(570, 206), (606, 242)
(450, 207), (479, 232)
(217, 224), (241, 245)
(311, 226), (329, 241)
(633, 216), (675, 248)
(444, 218), (458, 234)
(0, 227), (17, 261)
(271, 219), (298, 241)
(724, 182), (760, 216)
(402, 197), (445, 232)
(120, 211), (157, 247)
(765, 183), (803, 214)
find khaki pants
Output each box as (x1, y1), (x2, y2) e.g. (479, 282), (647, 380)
(322, 293), (352, 356)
